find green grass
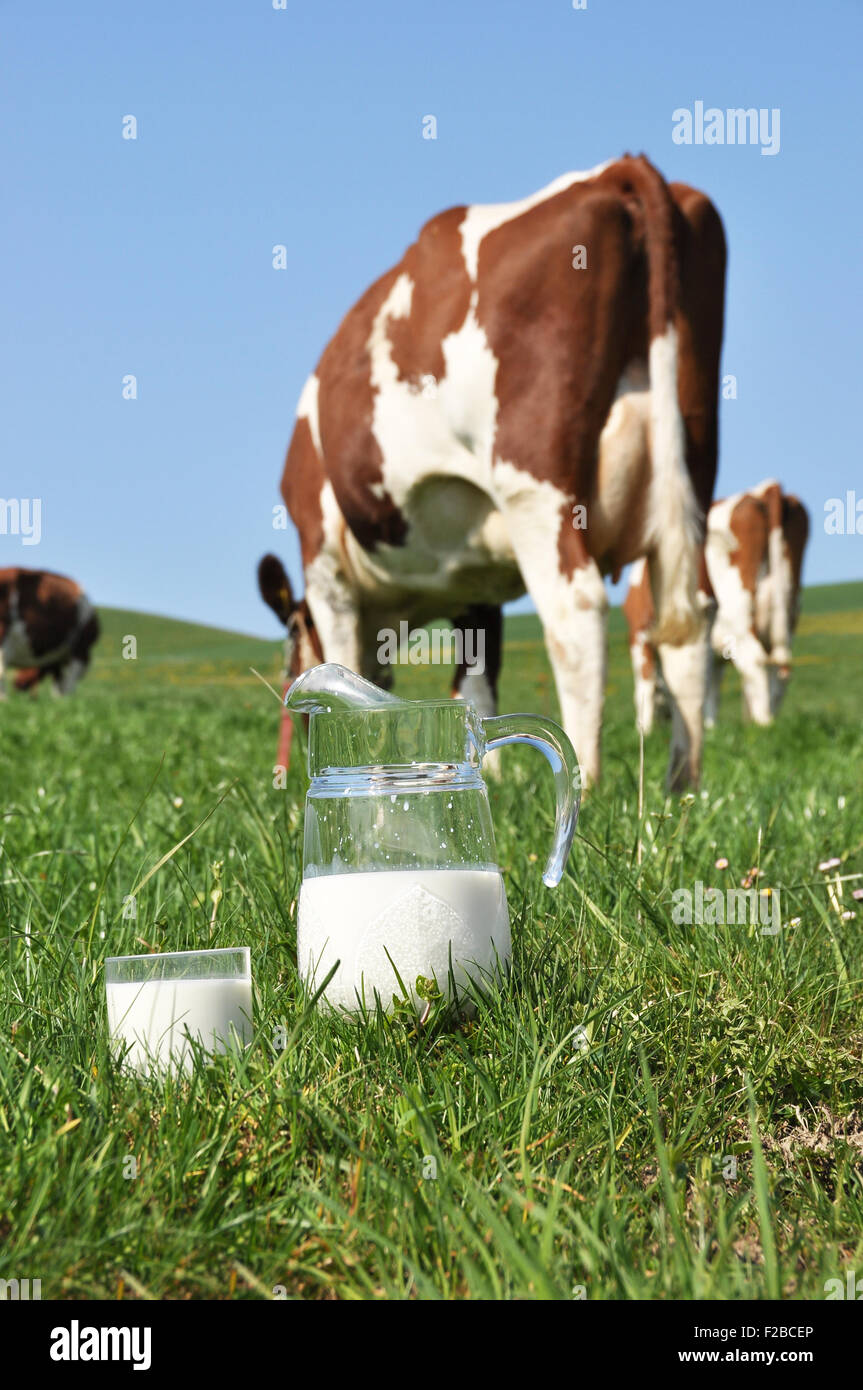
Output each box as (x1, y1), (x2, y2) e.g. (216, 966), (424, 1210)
(1, 584), (861, 1300)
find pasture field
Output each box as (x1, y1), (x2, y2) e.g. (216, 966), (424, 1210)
(1, 584), (861, 1300)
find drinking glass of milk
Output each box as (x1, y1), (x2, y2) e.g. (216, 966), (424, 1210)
(284, 664), (580, 1015)
(105, 947), (252, 1074)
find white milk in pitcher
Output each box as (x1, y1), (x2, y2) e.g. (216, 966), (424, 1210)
(106, 977), (252, 1073)
(297, 867), (510, 1013)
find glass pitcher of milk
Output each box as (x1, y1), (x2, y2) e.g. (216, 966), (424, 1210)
(285, 664), (580, 1015)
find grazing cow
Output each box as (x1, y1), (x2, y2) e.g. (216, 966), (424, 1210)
(259, 154), (726, 786)
(0, 567), (100, 698)
(623, 481), (809, 731)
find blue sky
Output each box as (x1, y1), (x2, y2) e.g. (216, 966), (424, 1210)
(2, 0), (860, 637)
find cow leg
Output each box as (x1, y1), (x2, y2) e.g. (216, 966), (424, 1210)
(721, 629), (770, 725)
(496, 487), (607, 785)
(629, 629), (657, 736)
(704, 646), (724, 728)
(700, 596), (720, 728)
(622, 561), (658, 736)
(54, 659), (85, 696)
(451, 604), (503, 778)
(359, 608), (396, 688)
(707, 495), (772, 726)
(451, 605), (501, 717)
(654, 667), (673, 722)
(545, 566), (607, 788)
(274, 568), (360, 770)
(304, 563), (363, 674)
(657, 625), (708, 790)
(45, 663), (65, 697)
(767, 665), (789, 718)
(715, 601), (771, 724)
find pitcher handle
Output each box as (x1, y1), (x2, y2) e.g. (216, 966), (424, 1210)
(480, 715), (581, 888)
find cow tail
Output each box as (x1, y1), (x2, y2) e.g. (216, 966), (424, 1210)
(636, 160), (703, 647)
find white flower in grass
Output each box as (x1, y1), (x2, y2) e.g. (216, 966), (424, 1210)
(173, 796), (184, 809)
(840, 910), (855, 921)
(37, 787), (45, 798)
(818, 857), (841, 872)
(838, 796), (846, 810)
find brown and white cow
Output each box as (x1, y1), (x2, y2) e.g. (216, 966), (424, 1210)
(623, 481), (809, 731)
(0, 567), (100, 698)
(259, 155), (726, 786)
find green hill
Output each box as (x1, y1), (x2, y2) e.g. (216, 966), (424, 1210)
(83, 580), (863, 723)
(89, 608), (282, 691)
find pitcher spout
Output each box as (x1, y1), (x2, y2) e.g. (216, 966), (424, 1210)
(284, 663), (401, 716)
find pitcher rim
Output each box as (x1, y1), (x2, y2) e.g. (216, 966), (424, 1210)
(302, 696), (480, 715)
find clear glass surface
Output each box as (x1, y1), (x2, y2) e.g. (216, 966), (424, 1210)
(105, 948), (252, 1074)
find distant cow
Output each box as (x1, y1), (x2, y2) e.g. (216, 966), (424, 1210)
(0, 568), (100, 697)
(259, 154), (726, 786)
(623, 481), (809, 731)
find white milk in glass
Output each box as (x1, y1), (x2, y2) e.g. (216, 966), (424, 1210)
(298, 867), (510, 1012)
(106, 976), (252, 1073)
